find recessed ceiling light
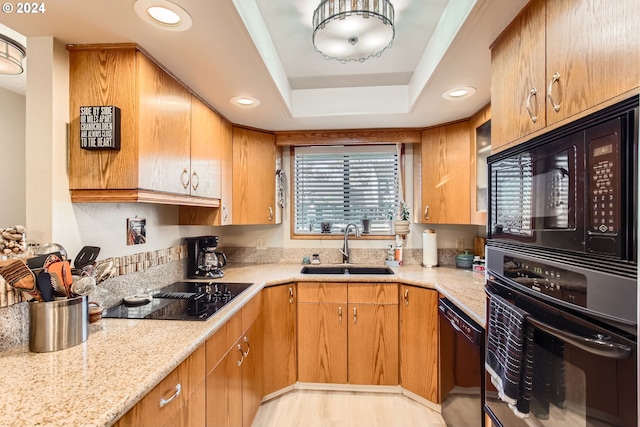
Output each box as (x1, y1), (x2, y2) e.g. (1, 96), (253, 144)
(230, 96), (261, 108)
(134, 0), (192, 31)
(442, 86), (477, 100)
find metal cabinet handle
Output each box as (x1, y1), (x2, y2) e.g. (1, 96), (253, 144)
(404, 289), (409, 306)
(424, 205), (429, 221)
(525, 87), (538, 123)
(288, 286), (294, 304)
(353, 306), (357, 324)
(158, 383), (182, 408)
(243, 336), (251, 357)
(237, 344), (244, 367)
(547, 71), (561, 113)
(222, 205), (228, 222)
(268, 207), (274, 221)
(191, 171), (199, 191)
(180, 168), (190, 189)
(338, 306), (342, 324)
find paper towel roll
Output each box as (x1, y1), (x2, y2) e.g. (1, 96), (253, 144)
(423, 229), (438, 267)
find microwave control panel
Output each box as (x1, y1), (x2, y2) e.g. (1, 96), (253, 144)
(588, 129), (620, 236)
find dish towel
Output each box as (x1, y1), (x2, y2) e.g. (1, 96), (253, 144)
(485, 293), (534, 418)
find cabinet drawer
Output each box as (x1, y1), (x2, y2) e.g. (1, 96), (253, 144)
(116, 345), (205, 427)
(298, 282), (347, 303)
(206, 312), (242, 374)
(242, 291), (263, 332)
(348, 283), (398, 304)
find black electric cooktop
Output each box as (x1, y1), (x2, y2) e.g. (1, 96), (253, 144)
(103, 281), (253, 321)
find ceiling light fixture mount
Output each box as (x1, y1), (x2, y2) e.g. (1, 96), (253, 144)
(312, 0), (395, 63)
(134, 0), (192, 31)
(0, 33), (26, 75)
(442, 86), (477, 100)
(230, 96), (261, 108)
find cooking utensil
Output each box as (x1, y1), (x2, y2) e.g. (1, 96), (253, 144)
(71, 276), (96, 296)
(35, 271), (55, 302)
(94, 260), (115, 283)
(0, 258), (41, 301)
(73, 246), (100, 269)
(36, 243), (68, 261)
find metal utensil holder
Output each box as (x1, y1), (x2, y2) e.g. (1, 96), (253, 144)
(29, 295), (88, 352)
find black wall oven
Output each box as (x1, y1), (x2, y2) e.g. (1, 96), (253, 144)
(484, 96), (638, 427)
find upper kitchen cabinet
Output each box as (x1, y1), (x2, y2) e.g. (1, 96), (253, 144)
(469, 105), (491, 226)
(232, 127), (282, 225)
(414, 120), (471, 225)
(190, 95), (222, 200)
(491, 0), (640, 151)
(68, 44), (220, 207)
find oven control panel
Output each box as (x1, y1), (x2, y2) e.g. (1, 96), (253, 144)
(503, 256), (587, 307)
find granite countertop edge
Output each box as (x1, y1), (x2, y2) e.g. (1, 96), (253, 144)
(0, 263), (486, 427)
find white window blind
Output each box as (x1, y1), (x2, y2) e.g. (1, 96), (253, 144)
(294, 145), (399, 235)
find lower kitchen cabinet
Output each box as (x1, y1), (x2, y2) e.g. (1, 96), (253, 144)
(262, 284), (297, 396)
(399, 285), (439, 403)
(114, 345), (206, 427)
(205, 293), (263, 427)
(297, 282), (398, 386)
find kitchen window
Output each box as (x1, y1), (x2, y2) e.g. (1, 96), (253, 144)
(293, 145), (400, 236)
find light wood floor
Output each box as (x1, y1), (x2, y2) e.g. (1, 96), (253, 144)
(251, 390), (446, 427)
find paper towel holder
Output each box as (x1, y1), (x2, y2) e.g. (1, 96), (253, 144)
(422, 228), (438, 268)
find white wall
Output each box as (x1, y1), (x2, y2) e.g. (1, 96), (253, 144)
(0, 87), (26, 227)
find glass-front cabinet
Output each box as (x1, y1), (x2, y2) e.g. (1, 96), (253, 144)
(470, 104), (491, 225)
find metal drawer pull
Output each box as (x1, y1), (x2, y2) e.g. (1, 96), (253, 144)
(180, 168), (190, 189)
(404, 289), (409, 306)
(158, 383), (182, 408)
(424, 205), (429, 220)
(288, 286), (294, 304)
(237, 344), (245, 367)
(222, 205), (228, 222)
(191, 171), (199, 190)
(338, 306), (342, 324)
(547, 71), (561, 113)
(268, 207), (274, 221)
(525, 87), (538, 123)
(243, 336), (251, 357)
(353, 307), (357, 324)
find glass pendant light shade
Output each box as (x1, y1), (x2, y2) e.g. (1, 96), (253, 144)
(313, 0), (395, 63)
(0, 34), (26, 75)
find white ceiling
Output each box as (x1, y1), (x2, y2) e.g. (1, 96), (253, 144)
(0, 0), (527, 131)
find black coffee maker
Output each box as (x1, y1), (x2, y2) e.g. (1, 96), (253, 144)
(186, 236), (227, 279)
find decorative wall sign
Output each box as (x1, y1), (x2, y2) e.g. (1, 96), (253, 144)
(80, 105), (121, 150)
(126, 217), (146, 245)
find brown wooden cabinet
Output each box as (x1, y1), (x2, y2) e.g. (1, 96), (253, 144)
(399, 285), (439, 403)
(297, 282), (398, 386)
(469, 105), (491, 226)
(232, 127), (282, 225)
(68, 44), (219, 207)
(189, 95), (222, 199)
(205, 293), (263, 427)
(491, 0), (640, 151)
(262, 284), (297, 396)
(414, 121), (471, 225)
(114, 345), (206, 427)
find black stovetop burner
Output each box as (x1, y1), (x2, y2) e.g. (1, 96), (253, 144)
(103, 281), (253, 321)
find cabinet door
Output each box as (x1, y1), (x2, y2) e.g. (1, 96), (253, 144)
(418, 121), (471, 224)
(163, 381), (206, 427)
(262, 284), (297, 396)
(298, 302), (348, 384)
(217, 119), (234, 225)
(399, 285), (439, 403)
(242, 321), (263, 427)
(190, 96), (221, 199)
(347, 303), (398, 385)
(206, 338), (244, 427)
(490, 0), (546, 149)
(137, 53), (191, 195)
(470, 105), (491, 226)
(232, 128), (280, 224)
(545, 0), (640, 125)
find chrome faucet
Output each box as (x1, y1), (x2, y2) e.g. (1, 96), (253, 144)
(340, 223), (361, 264)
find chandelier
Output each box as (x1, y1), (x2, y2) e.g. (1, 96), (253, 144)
(312, 0), (395, 63)
(0, 34), (26, 75)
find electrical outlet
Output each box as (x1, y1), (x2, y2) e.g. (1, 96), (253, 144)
(256, 238), (267, 250)
(456, 238), (465, 252)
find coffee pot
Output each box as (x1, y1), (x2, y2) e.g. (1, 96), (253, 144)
(186, 236), (227, 279)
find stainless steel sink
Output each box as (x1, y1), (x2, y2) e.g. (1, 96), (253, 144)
(300, 265), (394, 275)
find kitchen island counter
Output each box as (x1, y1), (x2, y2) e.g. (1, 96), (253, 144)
(0, 263), (485, 427)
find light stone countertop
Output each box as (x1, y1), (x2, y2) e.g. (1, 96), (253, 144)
(0, 263), (485, 427)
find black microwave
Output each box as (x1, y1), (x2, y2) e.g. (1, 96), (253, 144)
(487, 96), (638, 277)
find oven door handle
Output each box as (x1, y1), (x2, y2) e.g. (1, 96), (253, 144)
(528, 317), (632, 359)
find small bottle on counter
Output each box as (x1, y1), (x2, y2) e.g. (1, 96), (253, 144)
(472, 256), (485, 273)
(394, 235), (403, 265)
(386, 245), (395, 261)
